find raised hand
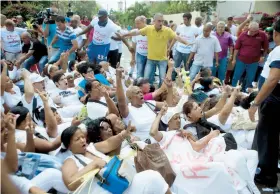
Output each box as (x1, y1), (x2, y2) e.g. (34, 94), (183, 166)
(168, 58), (175, 69)
(159, 102), (168, 116)
(100, 86), (109, 97)
(163, 77), (173, 88)
(25, 113), (35, 135)
(120, 121), (133, 139)
(116, 67), (123, 80)
(36, 89), (49, 102)
(3, 113), (18, 132)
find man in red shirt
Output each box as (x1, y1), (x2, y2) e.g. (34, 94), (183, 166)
(231, 22), (268, 91)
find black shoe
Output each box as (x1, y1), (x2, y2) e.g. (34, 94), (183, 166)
(254, 173), (278, 188)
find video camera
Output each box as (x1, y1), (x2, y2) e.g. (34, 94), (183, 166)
(31, 8), (57, 28)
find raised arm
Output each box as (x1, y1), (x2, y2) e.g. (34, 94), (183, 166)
(116, 67), (129, 118)
(22, 70), (34, 104)
(100, 86), (120, 117)
(204, 85), (231, 119)
(150, 104), (167, 142)
(237, 14), (253, 36)
(37, 90), (58, 137)
(3, 113), (18, 173)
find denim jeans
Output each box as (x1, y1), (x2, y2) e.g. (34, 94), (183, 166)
(190, 64), (203, 81)
(144, 59), (167, 86)
(212, 57), (228, 82)
(173, 50), (190, 80)
(258, 75), (266, 90)
(136, 53), (147, 78)
(23, 56), (48, 73)
(232, 58), (258, 90)
(49, 50), (76, 64)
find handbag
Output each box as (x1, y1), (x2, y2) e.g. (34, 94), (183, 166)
(74, 155), (130, 194)
(15, 152), (62, 180)
(134, 143), (176, 187)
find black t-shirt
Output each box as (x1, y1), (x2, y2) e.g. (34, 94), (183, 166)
(29, 40), (48, 61)
(22, 43), (31, 54)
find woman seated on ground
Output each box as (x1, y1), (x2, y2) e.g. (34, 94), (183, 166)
(0, 113), (68, 194)
(60, 125), (172, 193)
(150, 103), (260, 194)
(2, 77), (22, 112)
(9, 105), (60, 153)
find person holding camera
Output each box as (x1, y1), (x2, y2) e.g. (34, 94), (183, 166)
(42, 7), (59, 59)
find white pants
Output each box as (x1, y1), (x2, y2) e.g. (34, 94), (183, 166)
(214, 150), (259, 193)
(125, 170), (169, 194)
(10, 168), (69, 194)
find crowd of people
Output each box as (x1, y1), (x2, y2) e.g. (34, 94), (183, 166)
(1, 5), (280, 194)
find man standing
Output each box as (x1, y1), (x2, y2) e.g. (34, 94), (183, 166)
(226, 17), (237, 36)
(231, 22), (268, 91)
(213, 21), (233, 82)
(169, 12), (198, 80)
(248, 18), (280, 188)
(16, 15), (27, 28)
(122, 13), (188, 86)
(187, 24), (221, 81)
(194, 16), (204, 35)
(70, 17), (86, 50)
(42, 8), (59, 58)
(131, 16), (148, 78)
(15, 32), (48, 73)
(77, 9), (120, 65)
(49, 16), (78, 63)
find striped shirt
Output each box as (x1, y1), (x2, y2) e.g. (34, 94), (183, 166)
(56, 26), (77, 51)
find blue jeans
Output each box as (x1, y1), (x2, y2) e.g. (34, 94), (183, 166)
(173, 50), (190, 80)
(136, 53), (147, 78)
(258, 75), (266, 90)
(23, 55), (48, 73)
(49, 50), (76, 64)
(190, 64), (203, 81)
(232, 58), (258, 90)
(144, 59), (167, 86)
(87, 43), (110, 64)
(212, 57), (228, 82)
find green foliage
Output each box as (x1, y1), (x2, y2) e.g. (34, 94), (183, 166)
(111, 2), (151, 26)
(1, 2), (42, 20)
(189, 0), (217, 13)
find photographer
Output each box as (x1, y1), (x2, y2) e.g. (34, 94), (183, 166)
(42, 7), (59, 58)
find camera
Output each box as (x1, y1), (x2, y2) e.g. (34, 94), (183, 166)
(31, 8), (57, 28)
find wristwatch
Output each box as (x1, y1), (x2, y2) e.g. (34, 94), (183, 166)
(250, 101), (260, 107)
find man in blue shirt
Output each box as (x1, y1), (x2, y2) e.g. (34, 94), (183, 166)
(42, 8), (60, 58)
(48, 16), (78, 63)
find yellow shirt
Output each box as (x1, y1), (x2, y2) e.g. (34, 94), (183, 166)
(139, 25), (176, 61)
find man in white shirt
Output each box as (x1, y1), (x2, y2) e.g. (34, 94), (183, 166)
(1, 19), (26, 61)
(194, 16), (204, 35)
(70, 17), (86, 50)
(226, 17), (237, 36)
(187, 24), (222, 81)
(131, 16), (148, 78)
(169, 13), (199, 80)
(77, 9), (120, 65)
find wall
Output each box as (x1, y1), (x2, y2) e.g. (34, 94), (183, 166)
(254, 1), (280, 14)
(216, 0), (255, 20)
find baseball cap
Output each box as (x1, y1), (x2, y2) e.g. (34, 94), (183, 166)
(30, 73), (45, 83)
(161, 107), (181, 125)
(97, 9), (108, 17)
